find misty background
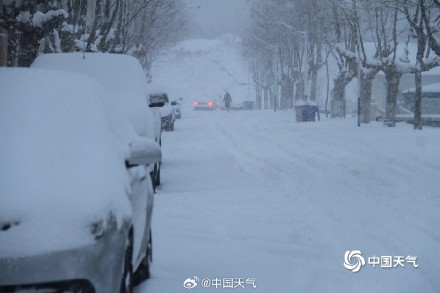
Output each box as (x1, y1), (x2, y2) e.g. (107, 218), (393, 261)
(183, 0), (250, 39)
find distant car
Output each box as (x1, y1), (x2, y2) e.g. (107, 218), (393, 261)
(171, 100), (182, 119)
(149, 92), (175, 131)
(31, 53), (163, 288)
(0, 68), (161, 293)
(194, 100), (215, 110)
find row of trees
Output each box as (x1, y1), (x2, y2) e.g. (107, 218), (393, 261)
(0, 0), (188, 80)
(244, 0), (440, 129)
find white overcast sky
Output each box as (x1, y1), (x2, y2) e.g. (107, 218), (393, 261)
(184, 0), (250, 38)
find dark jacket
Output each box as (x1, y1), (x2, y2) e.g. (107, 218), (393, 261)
(223, 92), (232, 107)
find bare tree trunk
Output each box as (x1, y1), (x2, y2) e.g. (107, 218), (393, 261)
(310, 66), (319, 102)
(86, 0), (102, 52)
(331, 72), (353, 118)
(295, 79), (305, 101)
(0, 28), (7, 67)
(287, 75), (294, 109)
(310, 41), (322, 102)
(331, 85), (345, 118)
(414, 68), (423, 129)
(255, 83), (262, 110)
(384, 70), (402, 127)
(98, 0), (120, 52)
(110, 1), (124, 52)
(413, 7), (427, 130)
(360, 77), (373, 123)
(359, 69), (378, 123)
(325, 48), (330, 117)
(263, 86), (269, 109)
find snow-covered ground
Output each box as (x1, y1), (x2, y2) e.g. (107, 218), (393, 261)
(137, 111), (439, 293)
(137, 36), (440, 293)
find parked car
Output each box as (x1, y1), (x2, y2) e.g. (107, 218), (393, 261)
(0, 68), (161, 293)
(194, 100), (215, 110)
(32, 52), (162, 191)
(31, 53), (162, 287)
(171, 100), (182, 119)
(149, 92), (175, 131)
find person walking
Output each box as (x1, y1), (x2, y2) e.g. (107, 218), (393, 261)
(223, 90), (232, 111)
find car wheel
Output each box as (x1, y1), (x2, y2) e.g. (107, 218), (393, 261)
(120, 232), (133, 293)
(155, 165), (161, 186)
(170, 123), (174, 131)
(133, 229), (152, 285)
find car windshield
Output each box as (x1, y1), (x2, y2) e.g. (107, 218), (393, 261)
(150, 94), (168, 104)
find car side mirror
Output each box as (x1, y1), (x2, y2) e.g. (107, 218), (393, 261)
(125, 137), (161, 168)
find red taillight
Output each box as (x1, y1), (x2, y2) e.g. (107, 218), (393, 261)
(208, 101), (213, 107)
(194, 101), (198, 106)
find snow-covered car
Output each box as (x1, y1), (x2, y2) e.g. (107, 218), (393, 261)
(0, 68), (161, 292)
(171, 100), (182, 119)
(31, 53), (162, 190)
(149, 92), (175, 131)
(31, 53), (160, 279)
(194, 100), (215, 110)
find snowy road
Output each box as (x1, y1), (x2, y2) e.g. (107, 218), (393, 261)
(136, 109), (440, 293)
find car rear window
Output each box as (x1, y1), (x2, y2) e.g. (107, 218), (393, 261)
(150, 94), (168, 104)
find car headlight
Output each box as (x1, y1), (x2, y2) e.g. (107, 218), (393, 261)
(89, 212), (117, 241)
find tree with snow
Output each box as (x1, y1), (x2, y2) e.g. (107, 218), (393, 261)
(0, 0), (188, 78)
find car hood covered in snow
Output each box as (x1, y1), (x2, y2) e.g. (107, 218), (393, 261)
(0, 68), (131, 258)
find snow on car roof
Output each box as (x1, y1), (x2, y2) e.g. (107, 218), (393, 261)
(0, 68), (131, 257)
(32, 52), (153, 141)
(150, 91), (168, 96)
(148, 82), (174, 95)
